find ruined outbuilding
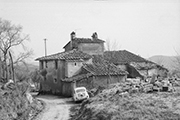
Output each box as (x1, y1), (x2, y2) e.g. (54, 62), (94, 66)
(103, 50), (168, 79)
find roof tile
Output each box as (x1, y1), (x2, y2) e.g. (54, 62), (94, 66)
(62, 55), (128, 82)
(103, 50), (147, 64)
(83, 55), (128, 76)
(35, 49), (92, 61)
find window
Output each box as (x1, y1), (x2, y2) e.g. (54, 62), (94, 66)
(74, 62), (77, 66)
(40, 61), (44, 69)
(45, 61), (48, 68)
(55, 60), (58, 69)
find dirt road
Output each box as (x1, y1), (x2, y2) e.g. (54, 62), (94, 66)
(35, 95), (74, 120)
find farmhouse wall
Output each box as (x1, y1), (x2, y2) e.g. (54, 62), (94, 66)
(76, 76), (94, 90)
(64, 42), (71, 51)
(39, 60), (56, 70)
(76, 75), (126, 90)
(61, 81), (74, 97)
(40, 70), (62, 95)
(46, 61), (55, 69)
(78, 43), (104, 55)
(58, 60), (65, 79)
(39, 61), (44, 70)
(65, 61), (83, 77)
(93, 75), (126, 88)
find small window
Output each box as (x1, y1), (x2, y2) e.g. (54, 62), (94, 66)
(55, 60), (58, 69)
(74, 62), (77, 66)
(45, 61), (48, 68)
(40, 61), (44, 69)
(54, 78), (57, 83)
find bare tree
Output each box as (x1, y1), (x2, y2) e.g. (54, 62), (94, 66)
(106, 39), (120, 51)
(0, 18), (33, 81)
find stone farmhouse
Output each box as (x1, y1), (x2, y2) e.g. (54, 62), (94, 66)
(36, 32), (127, 97)
(36, 32), (168, 96)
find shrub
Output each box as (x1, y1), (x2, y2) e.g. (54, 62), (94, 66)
(0, 81), (31, 120)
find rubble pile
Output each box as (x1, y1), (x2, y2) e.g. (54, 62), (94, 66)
(70, 79), (180, 120)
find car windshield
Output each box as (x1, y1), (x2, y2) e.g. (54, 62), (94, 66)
(75, 88), (85, 93)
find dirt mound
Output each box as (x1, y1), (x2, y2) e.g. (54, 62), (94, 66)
(70, 83), (180, 120)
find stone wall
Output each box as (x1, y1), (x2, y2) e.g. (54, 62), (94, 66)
(39, 60), (56, 70)
(40, 69), (62, 94)
(64, 42), (71, 51)
(76, 76), (94, 90)
(93, 75), (126, 88)
(65, 61), (83, 77)
(78, 43), (104, 55)
(76, 75), (126, 90)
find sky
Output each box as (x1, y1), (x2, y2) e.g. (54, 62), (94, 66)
(0, 0), (180, 63)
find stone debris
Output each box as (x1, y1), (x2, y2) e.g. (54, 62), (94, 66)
(70, 77), (180, 120)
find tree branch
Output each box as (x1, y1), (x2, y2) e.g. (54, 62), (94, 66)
(13, 50), (33, 65)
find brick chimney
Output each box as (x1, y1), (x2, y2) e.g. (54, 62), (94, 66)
(70, 31), (76, 40)
(70, 31), (76, 50)
(91, 32), (98, 40)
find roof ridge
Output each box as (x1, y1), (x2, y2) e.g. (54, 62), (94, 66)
(35, 51), (65, 61)
(103, 50), (148, 64)
(36, 49), (92, 61)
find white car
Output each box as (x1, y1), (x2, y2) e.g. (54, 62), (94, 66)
(73, 87), (89, 102)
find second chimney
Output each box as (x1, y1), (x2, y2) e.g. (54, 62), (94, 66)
(91, 32), (98, 40)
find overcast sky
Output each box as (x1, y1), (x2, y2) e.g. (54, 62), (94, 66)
(0, 0), (180, 62)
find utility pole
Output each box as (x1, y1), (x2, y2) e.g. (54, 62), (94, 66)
(44, 39), (47, 57)
(44, 38), (47, 68)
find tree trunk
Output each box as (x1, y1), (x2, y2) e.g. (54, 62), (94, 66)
(2, 60), (5, 79)
(3, 53), (8, 82)
(9, 51), (15, 82)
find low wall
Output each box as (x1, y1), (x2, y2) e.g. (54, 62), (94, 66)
(76, 75), (126, 90)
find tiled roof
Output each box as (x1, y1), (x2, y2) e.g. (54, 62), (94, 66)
(35, 49), (92, 61)
(62, 55), (128, 82)
(84, 55), (128, 75)
(63, 37), (105, 48)
(130, 61), (168, 71)
(62, 73), (93, 82)
(83, 62), (127, 76)
(104, 50), (168, 71)
(103, 50), (147, 64)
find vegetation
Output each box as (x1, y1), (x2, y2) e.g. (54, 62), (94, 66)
(0, 81), (43, 120)
(0, 18), (43, 120)
(0, 18), (33, 82)
(70, 83), (180, 120)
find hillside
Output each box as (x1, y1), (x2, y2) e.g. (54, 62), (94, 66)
(148, 55), (180, 71)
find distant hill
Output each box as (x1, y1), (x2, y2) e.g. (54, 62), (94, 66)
(148, 55), (180, 71)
